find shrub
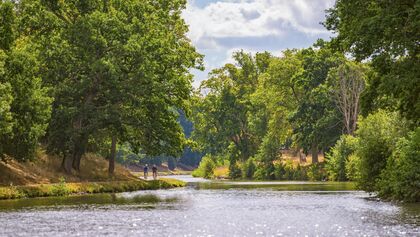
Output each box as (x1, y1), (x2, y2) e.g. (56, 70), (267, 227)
(192, 155), (216, 179)
(253, 161), (275, 180)
(307, 163), (325, 181)
(377, 128), (420, 202)
(242, 159), (256, 179)
(228, 161), (242, 179)
(325, 135), (358, 181)
(345, 154), (361, 181)
(273, 163), (286, 180)
(355, 110), (405, 191)
(50, 177), (70, 196)
(283, 160), (295, 180)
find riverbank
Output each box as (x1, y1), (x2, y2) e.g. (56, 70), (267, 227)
(0, 152), (138, 186)
(0, 151), (185, 200)
(0, 178), (185, 200)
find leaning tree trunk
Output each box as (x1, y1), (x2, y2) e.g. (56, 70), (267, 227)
(311, 143), (318, 164)
(108, 136), (117, 175)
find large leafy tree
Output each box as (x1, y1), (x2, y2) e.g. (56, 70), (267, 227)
(192, 51), (271, 176)
(0, 0), (52, 161)
(17, 0), (202, 173)
(289, 42), (344, 163)
(250, 50), (302, 178)
(325, 0), (420, 125)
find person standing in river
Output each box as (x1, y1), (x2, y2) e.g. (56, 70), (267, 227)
(152, 165), (158, 180)
(143, 164), (149, 179)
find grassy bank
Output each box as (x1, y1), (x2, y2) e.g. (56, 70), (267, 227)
(0, 178), (185, 200)
(131, 170), (192, 178)
(0, 151), (185, 200)
(0, 152), (137, 186)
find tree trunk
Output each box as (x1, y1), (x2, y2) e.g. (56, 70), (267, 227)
(108, 136), (117, 175)
(311, 144), (318, 163)
(72, 145), (83, 172)
(72, 136), (87, 172)
(61, 155), (73, 173)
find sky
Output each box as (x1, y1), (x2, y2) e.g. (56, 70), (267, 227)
(182, 0), (336, 87)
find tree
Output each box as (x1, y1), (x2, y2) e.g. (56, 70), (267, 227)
(0, 0), (52, 161)
(290, 42), (344, 163)
(192, 51), (272, 175)
(325, 0), (420, 125)
(0, 51), (13, 157)
(327, 61), (367, 135)
(250, 50), (302, 178)
(21, 0), (203, 173)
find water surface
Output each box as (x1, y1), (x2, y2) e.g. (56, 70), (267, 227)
(0, 175), (418, 236)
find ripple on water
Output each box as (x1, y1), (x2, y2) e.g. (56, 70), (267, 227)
(0, 178), (419, 236)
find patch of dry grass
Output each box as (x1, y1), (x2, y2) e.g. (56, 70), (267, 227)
(213, 166), (229, 179)
(0, 151), (136, 186)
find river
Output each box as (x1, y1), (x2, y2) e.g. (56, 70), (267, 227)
(0, 175), (419, 236)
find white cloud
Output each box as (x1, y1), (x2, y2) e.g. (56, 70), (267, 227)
(183, 0), (336, 87)
(184, 0), (335, 49)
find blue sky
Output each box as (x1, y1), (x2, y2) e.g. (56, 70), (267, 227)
(183, 0), (336, 87)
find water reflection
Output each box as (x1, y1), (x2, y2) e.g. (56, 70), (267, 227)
(0, 193), (181, 211)
(0, 176), (418, 236)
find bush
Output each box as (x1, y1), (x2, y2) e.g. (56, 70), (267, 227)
(192, 155), (216, 179)
(50, 177), (70, 196)
(242, 159), (256, 179)
(228, 161), (242, 179)
(253, 162), (275, 180)
(345, 154), (361, 181)
(273, 163), (286, 180)
(377, 128), (420, 202)
(355, 110), (405, 191)
(307, 163), (326, 181)
(283, 160), (295, 180)
(325, 135), (358, 181)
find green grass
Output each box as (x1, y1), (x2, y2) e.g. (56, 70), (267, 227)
(0, 178), (185, 200)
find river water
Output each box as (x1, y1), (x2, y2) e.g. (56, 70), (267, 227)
(0, 176), (419, 237)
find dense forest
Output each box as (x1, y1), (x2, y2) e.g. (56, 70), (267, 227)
(0, 0), (418, 202)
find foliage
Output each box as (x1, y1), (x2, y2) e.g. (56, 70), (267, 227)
(289, 42), (344, 162)
(345, 154), (361, 182)
(51, 177), (70, 196)
(253, 160), (316, 181)
(0, 179), (185, 200)
(228, 161), (242, 179)
(192, 155), (216, 179)
(377, 128), (420, 202)
(307, 163), (326, 181)
(355, 110), (406, 192)
(0, 1), (52, 160)
(192, 51), (272, 165)
(325, 0), (420, 202)
(325, 135), (358, 181)
(0, 0), (202, 172)
(325, 0), (420, 125)
(242, 159), (256, 179)
(250, 50), (301, 168)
